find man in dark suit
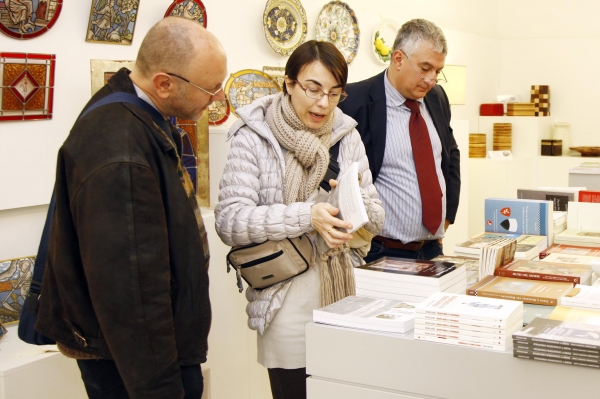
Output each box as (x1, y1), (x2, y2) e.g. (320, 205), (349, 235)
(339, 18), (460, 261)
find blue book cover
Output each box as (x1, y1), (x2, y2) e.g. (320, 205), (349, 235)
(484, 198), (553, 237)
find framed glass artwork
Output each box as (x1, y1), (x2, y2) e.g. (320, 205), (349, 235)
(207, 99), (229, 126)
(164, 0), (207, 28)
(262, 0), (307, 56)
(224, 69), (282, 118)
(263, 66), (285, 89)
(86, 0), (139, 45)
(90, 59), (210, 206)
(0, 256), (35, 324)
(0, 0), (63, 39)
(0, 52), (56, 121)
(315, 1), (360, 65)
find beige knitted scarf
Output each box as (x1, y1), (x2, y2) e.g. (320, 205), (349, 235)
(266, 93), (356, 306)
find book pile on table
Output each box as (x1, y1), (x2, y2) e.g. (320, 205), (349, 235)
(540, 243), (600, 265)
(354, 257), (466, 303)
(560, 285), (600, 310)
(454, 232), (547, 261)
(512, 317), (600, 369)
(554, 202), (600, 247)
(432, 255), (480, 288)
(494, 258), (592, 285)
(555, 229), (600, 248)
(414, 292), (523, 352)
(312, 295), (416, 334)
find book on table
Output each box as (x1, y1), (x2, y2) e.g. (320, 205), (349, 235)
(555, 229), (600, 248)
(478, 238), (517, 280)
(560, 285), (600, 310)
(355, 277), (467, 304)
(354, 257), (464, 286)
(467, 275), (573, 306)
(494, 258), (592, 285)
(454, 232), (547, 261)
(512, 317), (600, 351)
(547, 305), (600, 325)
(579, 190), (600, 203)
(517, 188), (575, 211)
(522, 303), (557, 326)
(484, 198), (554, 244)
(539, 243), (600, 265)
(431, 255), (480, 287)
(566, 201), (600, 232)
(312, 295), (416, 333)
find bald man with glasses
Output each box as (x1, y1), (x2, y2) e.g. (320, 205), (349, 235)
(36, 17), (227, 399)
(339, 18), (460, 262)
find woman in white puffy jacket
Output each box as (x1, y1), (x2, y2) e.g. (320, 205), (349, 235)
(215, 40), (384, 399)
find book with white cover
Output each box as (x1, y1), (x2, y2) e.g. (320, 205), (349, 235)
(554, 211), (568, 227)
(328, 161), (368, 234)
(414, 332), (511, 351)
(415, 317), (522, 334)
(356, 275), (467, 298)
(416, 292), (523, 324)
(566, 202), (600, 232)
(354, 265), (466, 291)
(312, 295), (416, 333)
(541, 252), (600, 266)
(555, 229), (600, 247)
(560, 285), (600, 310)
(414, 327), (509, 346)
(415, 318), (522, 340)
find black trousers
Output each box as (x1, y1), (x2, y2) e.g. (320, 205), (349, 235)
(267, 367), (307, 399)
(77, 359), (203, 399)
(365, 239), (444, 263)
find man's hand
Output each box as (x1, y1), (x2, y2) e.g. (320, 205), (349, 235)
(438, 219), (451, 244)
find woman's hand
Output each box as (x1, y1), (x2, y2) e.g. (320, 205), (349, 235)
(312, 180), (353, 248)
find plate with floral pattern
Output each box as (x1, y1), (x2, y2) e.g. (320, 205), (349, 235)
(224, 69), (282, 117)
(263, 0), (307, 56)
(315, 1), (360, 65)
(372, 19), (400, 64)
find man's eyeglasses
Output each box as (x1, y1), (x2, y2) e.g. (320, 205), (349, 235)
(400, 50), (447, 85)
(166, 72), (223, 97)
(294, 81), (348, 103)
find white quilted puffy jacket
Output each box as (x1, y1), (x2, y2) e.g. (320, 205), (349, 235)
(214, 94), (384, 333)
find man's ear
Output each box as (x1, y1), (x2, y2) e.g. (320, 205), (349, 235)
(152, 73), (173, 99)
(391, 50), (403, 71)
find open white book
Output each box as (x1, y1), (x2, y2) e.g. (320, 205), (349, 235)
(328, 162), (368, 234)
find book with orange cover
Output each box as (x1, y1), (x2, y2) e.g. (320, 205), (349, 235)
(494, 259), (592, 285)
(467, 275), (573, 306)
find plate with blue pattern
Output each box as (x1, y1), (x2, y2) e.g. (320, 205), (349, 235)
(263, 0), (307, 56)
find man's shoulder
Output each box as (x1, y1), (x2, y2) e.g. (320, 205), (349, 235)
(345, 72), (384, 95)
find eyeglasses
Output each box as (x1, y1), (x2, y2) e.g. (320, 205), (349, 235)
(294, 81), (348, 103)
(166, 72), (223, 97)
(400, 51), (447, 85)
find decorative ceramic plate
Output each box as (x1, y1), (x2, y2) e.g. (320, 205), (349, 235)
(570, 147), (600, 157)
(164, 0), (207, 28)
(315, 1), (360, 65)
(225, 70), (282, 117)
(207, 99), (230, 125)
(263, 0), (307, 56)
(263, 66), (286, 89)
(372, 19), (400, 64)
(0, 0), (63, 39)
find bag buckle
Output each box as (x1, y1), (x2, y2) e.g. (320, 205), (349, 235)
(24, 292), (40, 315)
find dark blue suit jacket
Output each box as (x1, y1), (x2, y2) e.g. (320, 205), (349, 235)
(339, 70), (461, 223)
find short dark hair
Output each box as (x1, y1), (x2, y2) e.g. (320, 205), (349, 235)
(283, 40), (348, 94)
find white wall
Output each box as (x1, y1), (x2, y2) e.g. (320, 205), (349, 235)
(497, 0), (600, 146)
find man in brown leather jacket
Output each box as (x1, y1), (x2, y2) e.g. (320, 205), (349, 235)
(35, 17), (227, 399)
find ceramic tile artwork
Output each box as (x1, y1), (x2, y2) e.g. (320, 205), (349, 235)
(86, 0), (139, 45)
(0, 0), (63, 39)
(0, 52), (55, 121)
(164, 0), (207, 28)
(0, 256), (35, 324)
(224, 69), (282, 117)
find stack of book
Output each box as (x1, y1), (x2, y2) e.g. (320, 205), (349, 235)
(539, 243), (600, 265)
(555, 229), (600, 248)
(553, 211), (567, 236)
(312, 295), (416, 334)
(548, 305), (600, 325)
(512, 317), (600, 369)
(354, 257), (466, 303)
(454, 232), (547, 261)
(432, 255), (480, 288)
(494, 258), (592, 285)
(414, 292), (523, 352)
(467, 275), (574, 306)
(560, 285), (600, 310)
(478, 238), (517, 280)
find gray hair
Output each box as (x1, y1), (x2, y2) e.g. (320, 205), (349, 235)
(392, 19), (447, 56)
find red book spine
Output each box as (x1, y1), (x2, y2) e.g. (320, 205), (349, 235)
(494, 269), (580, 284)
(579, 191), (600, 203)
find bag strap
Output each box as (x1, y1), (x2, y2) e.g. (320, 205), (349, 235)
(27, 91), (171, 311)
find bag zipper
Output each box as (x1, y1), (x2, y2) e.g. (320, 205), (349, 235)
(239, 250), (284, 268)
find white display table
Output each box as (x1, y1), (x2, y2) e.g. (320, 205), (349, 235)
(305, 322), (599, 399)
(0, 325), (86, 399)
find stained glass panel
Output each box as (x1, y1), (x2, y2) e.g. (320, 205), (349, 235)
(0, 52), (55, 121)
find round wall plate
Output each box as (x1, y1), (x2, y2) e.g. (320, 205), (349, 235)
(164, 0), (207, 28)
(263, 0), (307, 56)
(372, 19), (400, 64)
(224, 69), (282, 117)
(314, 1), (360, 65)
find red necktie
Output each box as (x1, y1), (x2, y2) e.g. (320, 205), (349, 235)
(404, 99), (442, 235)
